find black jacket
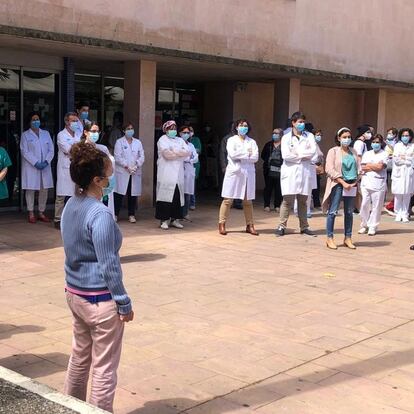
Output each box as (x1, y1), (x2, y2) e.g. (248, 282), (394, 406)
(261, 141), (283, 175)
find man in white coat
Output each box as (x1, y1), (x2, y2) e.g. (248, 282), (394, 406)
(114, 123), (145, 223)
(20, 112), (54, 223)
(275, 112), (317, 237)
(54, 112), (82, 228)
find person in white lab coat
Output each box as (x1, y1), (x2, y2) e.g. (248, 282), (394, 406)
(81, 122), (116, 219)
(155, 120), (191, 230)
(179, 126), (199, 220)
(114, 122), (145, 223)
(358, 134), (388, 236)
(20, 112), (54, 224)
(54, 112), (82, 227)
(392, 128), (414, 222)
(275, 112), (317, 237)
(218, 119), (259, 236)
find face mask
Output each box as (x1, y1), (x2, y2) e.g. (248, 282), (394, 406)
(387, 134), (395, 140)
(181, 132), (190, 141)
(31, 120), (41, 129)
(401, 136), (410, 145)
(80, 111), (89, 120)
(205, 126), (211, 133)
(371, 142), (381, 152)
(296, 122), (305, 132)
(69, 121), (79, 132)
(238, 126), (249, 136)
(102, 175), (116, 197)
(340, 138), (352, 147)
(89, 131), (100, 143)
(272, 134), (280, 141)
(167, 129), (177, 138)
(315, 135), (322, 143)
(364, 132), (372, 140)
(125, 129), (134, 138)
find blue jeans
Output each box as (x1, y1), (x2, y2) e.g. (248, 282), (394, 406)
(189, 194), (195, 209)
(183, 193), (191, 217)
(326, 184), (355, 238)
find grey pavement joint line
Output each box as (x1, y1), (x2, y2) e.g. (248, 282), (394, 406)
(179, 317), (414, 413)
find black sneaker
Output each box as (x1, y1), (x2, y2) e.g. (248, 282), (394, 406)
(301, 228), (317, 237)
(275, 227), (285, 237)
(54, 221), (61, 230)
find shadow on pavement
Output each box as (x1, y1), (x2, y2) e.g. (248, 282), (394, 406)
(120, 253), (166, 264)
(0, 324), (45, 340)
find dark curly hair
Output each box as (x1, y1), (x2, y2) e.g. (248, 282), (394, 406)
(70, 141), (109, 194)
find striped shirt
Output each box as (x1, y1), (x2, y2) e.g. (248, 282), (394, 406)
(61, 195), (131, 314)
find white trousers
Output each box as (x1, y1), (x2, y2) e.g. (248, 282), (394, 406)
(394, 194), (411, 219)
(360, 187), (385, 229)
(25, 189), (48, 213)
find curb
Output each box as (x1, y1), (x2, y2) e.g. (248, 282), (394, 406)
(0, 366), (109, 413)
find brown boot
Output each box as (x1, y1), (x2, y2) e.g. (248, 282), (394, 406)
(246, 224), (259, 236)
(344, 238), (356, 249)
(219, 222), (227, 235)
(326, 238), (337, 250)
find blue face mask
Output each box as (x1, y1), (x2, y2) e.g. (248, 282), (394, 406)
(315, 135), (322, 143)
(167, 129), (177, 138)
(69, 121), (79, 132)
(341, 138), (352, 147)
(402, 136), (410, 145)
(31, 120), (41, 129)
(371, 142), (381, 152)
(296, 122), (305, 132)
(80, 111), (89, 120)
(181, 132), (190, 141)
(89, 131), (100, 143)
(102, 175), (116, 197)
(238, 126), (249, 136)
(125, 129), (134, 138)
(272, 133), (280, 141)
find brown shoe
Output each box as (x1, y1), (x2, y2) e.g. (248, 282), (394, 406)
(246, 224), (259, 236)
(28, 213), (36, 224)
(219, 223), (227, 235)
(326, 238), (337, 250)
(344, 238), (356, 249)
(38, 213), (51, 223)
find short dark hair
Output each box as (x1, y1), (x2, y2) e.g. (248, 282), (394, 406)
(81, 122), (99, 141)
(387, 127), (398, 136)
(233, 119), (251, 134)
(26, 111), (41, 127)
(313, 129), (322, 135)
(123, 122), (134, 131)
(398, 128), (414, 142)
(372, 134), (385, 148)
(179, 125), (191, 133)
(290, 112), (306, 124)
(70, 141), (109, 193)
(76, 101), (90, 110)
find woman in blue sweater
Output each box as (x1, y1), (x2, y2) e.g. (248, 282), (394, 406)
(61, 141), (133, 412)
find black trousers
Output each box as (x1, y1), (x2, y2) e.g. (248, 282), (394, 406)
(263, 173), (282, 208)
(312, 175), (322, 208)
(155, 185), (183, 221)
(114, 176), (137, 216)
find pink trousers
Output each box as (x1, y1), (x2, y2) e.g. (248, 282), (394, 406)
(64, 292), (124, 413)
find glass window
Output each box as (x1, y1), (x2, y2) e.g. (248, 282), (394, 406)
(75, 73), (102, 125)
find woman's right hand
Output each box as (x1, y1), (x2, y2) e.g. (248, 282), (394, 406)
(343, 182), (353, 191)
(120, 310), (134, 323)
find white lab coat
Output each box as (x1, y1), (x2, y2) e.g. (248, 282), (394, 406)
(391, 142), (414, 195)
(156, 135), (191, 205)
(114, 136), (145, 196)
(20, 128), (54, 190)
(221, 135), (259, 200)
(184, 142), (199, 195)
(353, 139), (367, 157)
(361, 149), (388, 192)
(280, 131), (317, 196)
(56, 128), (81, 197)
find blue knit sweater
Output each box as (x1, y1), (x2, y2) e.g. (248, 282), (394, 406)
(61, 195), (132, 314)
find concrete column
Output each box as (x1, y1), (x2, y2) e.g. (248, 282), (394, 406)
(61, 57), (75, 119)
(124, 60), (157, 206)
(273, 78), (301, 129)
(363, 88), (387, 135)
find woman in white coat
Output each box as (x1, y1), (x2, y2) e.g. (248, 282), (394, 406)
(114, 123), (145, 223)
(20, 112), (54, 224)
(219, 119), (259, 236)
(179, 126), (199, 220)
(82, 122), (116, 219)
(392, 128), (414, 222)
(156, 120), (191, 230)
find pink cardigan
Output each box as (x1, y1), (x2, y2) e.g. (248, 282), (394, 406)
(322, 146), (361, 212)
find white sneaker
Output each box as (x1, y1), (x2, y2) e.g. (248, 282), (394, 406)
(368, 227), (376, 236)
(395, 214), (402, 222)
(358, 227), (368, 234)
(128, 215), (136, 223)
(170, 219), (184, 229)
(189, 206), (196, 211)
(275, 207), (280, 213)
(264, 207), (271, 212)
(114, 216), (118, 223)
(402, 217), (410, 223)
(160, 220), (169, 230)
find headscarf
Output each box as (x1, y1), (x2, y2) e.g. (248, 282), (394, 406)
(162, 120), (176, 133)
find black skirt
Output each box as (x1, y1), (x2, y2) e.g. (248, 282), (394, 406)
(155, 185), (183, 221)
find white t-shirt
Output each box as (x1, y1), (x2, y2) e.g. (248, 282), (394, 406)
(361, 149), (388, 191)
(354, 139), (367, 157)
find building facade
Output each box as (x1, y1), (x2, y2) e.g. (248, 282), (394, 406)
(0, 0), (413, 211)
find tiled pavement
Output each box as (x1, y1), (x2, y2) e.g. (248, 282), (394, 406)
(1, 202), (414, 413)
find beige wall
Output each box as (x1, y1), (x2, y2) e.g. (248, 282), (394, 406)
(2, 0), (414, 83)
(385, 92), (414, 132)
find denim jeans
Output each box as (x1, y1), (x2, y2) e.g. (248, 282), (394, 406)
(189, 194), (195, 209)
(326, 184), (355, 238)
(183, 193), (191, 217)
